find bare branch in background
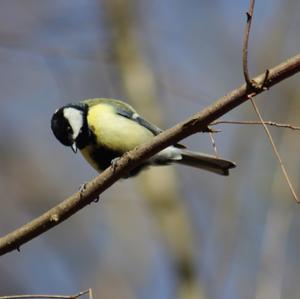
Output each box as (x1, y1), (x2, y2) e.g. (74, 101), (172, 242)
(243, 0), (256, 87)
(250, 98), (299, 202)
(243, 0), (270, 91)
(212, 120), (300, 130)
(0, 289), (92, 299)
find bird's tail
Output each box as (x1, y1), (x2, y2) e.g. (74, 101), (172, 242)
(174, 149), (236, 176)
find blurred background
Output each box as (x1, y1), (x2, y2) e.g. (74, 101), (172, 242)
(0, 0), (300, 299)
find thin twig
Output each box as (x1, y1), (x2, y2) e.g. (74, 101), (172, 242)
(212, 120), (300, 130)
(243, 0), (256, 87)
(0, 53), (300, 256)
(209, 132), (219, 157)
(250, 98), (299, 202)
(0, 289), (91, 299)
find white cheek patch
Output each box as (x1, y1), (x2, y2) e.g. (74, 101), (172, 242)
(63, 107), (84, 140)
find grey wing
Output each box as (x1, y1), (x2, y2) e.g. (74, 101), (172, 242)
(115, 107), (163, 135)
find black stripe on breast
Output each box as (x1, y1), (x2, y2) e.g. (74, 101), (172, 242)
(87, 128), (152, 176)
(89, 145), (121, 171)
(89, 145), (151, 177)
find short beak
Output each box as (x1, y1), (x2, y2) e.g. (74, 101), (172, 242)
(71, 143), (77, 153)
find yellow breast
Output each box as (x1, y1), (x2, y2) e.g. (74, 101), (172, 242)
(87, 104), (154, 153)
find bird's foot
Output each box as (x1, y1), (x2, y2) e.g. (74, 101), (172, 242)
(79, 182), (101, 203)
(111, 157), (121, 170)
(79, 182), (88, 193)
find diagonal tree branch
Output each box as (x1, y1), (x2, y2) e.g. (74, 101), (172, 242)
(0, 53), (300, 256)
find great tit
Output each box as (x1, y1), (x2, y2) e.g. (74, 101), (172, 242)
(51, 98), (235, 177)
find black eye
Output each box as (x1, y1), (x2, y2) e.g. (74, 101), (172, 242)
(67, 126), (72, 133)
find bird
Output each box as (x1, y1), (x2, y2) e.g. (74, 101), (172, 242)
(51, 98), (236, 177)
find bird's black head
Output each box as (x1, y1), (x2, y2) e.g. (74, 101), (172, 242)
(51, 103), (89, 152)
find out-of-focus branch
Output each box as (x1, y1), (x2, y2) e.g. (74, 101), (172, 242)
(0, 289), (92, 299)
(0, 53), (300, 256)
(101, 2), (200, 299)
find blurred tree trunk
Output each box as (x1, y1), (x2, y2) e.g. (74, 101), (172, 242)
(101, 0), (205, 298)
